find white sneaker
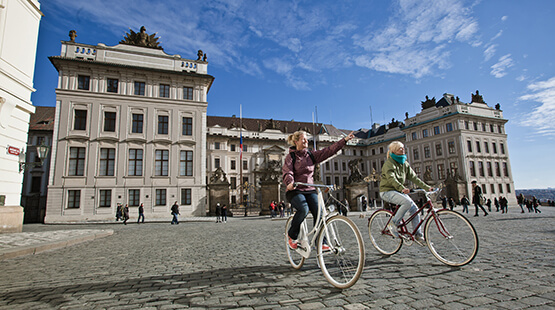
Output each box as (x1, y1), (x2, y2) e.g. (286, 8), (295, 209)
(387, 222), (399, 238)
(414, 235), (426, 246)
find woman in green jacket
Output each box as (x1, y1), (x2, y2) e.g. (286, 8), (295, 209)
(379, 141), (432, 245)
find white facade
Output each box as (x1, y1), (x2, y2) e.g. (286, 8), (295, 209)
(0, 0), (42, 230)
(45, 36), (213, 223)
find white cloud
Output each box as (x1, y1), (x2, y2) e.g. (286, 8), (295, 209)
(519, 77), (555, 137)
(501, 16), (508, 22)
(491, 30), (503, 41)
(353, 0), (479, 78)
(484, 44), (496, 61)
(490, 54), (514, 78)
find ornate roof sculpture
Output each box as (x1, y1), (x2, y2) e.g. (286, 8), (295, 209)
(120, 26), (163, 50)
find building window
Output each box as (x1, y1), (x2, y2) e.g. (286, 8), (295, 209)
(448, 141), (456, 154)
(482, 123), (486, 131)
(129, 189), (140, 206)
(476, 141), (481, 153)
(500, 143), (506, 155)
(180, 150), (193, 176)
(467, 140), (472, 152)
(107, 78), (118, 93)
(156, 189), (167, 206)
(434, 126), (440, 135)
(230, 144), (236, 152)
(134, 81), (145, 96)
(487, 162), (493, 177)
(78, 75), (90, 90)
(334, 161), (338, 171)
(128, 149), (143, 176)
(482, 184), (487, 194)
(231, 160), (236, 170)
(342, 161), (346, 171)
(181, 188), (192, 205)
(69, 147), (86, 176)
(325, 162), (330, 170)
(465, 121), (469, 130)
(414, 166), (421, 177)
(182, 117), (193, 136)
(435, 143), (442, 156)
(183, 87), (193, 100)
(491, 184), (495, 194)
(437, 164), (445, 179)
(104, 111), (116, 132)
(422, 129), (428, 138)
(446, 123), (453, 132)
(99, 148), (116, 176)
(215, 142), (220, 150)
(424, 146), (430, 158)
(506, 184), (511, 193)
(243, 145), (248, 152)
(158, 115), (169, 135)
(413, 148), (419, 160)
(380, 147), (383, 154)
(372, 149), (376, 155)
(498, 125), (503, 134)
(231, 196), (236, 204)
(30, 176), (41, 193)
(499, 184), (504, 194)
(503, 162), (509, 177)
(132, 114), (143, 133)
(159, 84), (170, 98)
(99, 190), (111, 208)
(326, 176), (331, 185)
(335, 177), (340, 186)
(243, 160), (248, 170)
(214, 158), (220, 169)
(473, 122), (478, 130)
(478, 161), (484, 177)
(243, 177), (249, 185)
(490, 124), (494, 132)
(230, 177), (236, 189)
(155, 150), (169, 176)
(469, 161), (476, 177)
(74, 109), (87, 130)
(492, 143), (497, 154)
(449, 162), (458, 176)
(484, 142), (489, 153)
(67, 190), (80, 208)
(495, 162), (501, 177)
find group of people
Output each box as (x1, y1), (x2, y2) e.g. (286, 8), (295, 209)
(269, 201), (289, 218)
(517, 193), (542, 213)
(116, 203), (145, 224)
(215, 203), (228, 223)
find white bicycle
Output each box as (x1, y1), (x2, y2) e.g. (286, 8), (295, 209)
(285, 183), (365, 289)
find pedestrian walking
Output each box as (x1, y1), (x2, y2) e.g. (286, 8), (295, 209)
(461, 195), (470, 214)
(448, 197), (455, 211)
(137, 203), (145, 223)
(517, 193), (525, 213)
(171, 201), (180, 224)
(215, 203), (222, 223)
(361, 196), (368, 212)
(532, 196), (541, 213)
(441, 196), (448, 209)
(222, 204), (228, 223)
(123, 204), (130, 225)
(116, 203), (123, 221)
(279, 201), (285, 217)
(494, 197), (500, 212)
(471, 181), (488, 217)
(500, 196), (508, 213)
(486, 198), (492, 212)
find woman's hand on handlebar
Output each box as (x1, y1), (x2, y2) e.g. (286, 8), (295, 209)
(287, 183), (296, 191)
(401, 188), (410, 194)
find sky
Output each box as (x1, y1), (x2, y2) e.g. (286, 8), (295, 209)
(31, 0), (555, 189)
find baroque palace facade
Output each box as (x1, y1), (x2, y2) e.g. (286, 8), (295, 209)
(43, 28), (515, 223)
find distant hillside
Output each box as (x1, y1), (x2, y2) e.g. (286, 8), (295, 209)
(515, 188), (555, 202)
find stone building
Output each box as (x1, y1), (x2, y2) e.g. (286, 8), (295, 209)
(0, 0), (43, 232)
(44, 29), (214, 223)
(21, 106), (54, 223)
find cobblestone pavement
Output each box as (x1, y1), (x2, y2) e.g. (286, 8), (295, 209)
(0, 207), (553, 309)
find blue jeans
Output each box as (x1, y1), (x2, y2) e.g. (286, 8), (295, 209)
(137, 213), (144, 223)
(380, 191), (422, 236)
(171, 213), (179, 224)
(287, 192), (319, 240)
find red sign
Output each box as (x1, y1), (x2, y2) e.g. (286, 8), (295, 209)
(7, 146), (20, 156)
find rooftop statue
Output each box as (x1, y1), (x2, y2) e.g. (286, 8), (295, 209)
(69, 30), (77, 42)
(120, 26), (163, 50)
(471, 90), (485, 103)
(421, 95), (436, 109)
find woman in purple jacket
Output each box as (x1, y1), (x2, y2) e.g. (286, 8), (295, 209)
(282, 130), (354, 250)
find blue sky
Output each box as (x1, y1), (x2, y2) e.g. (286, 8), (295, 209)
(31, 0), (555, 189)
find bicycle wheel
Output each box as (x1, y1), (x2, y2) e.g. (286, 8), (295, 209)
(424, 210), (479, 267)
(317, 215), (365, 289)
(368, 210), (402, 255)
(285, 216), (305, 269)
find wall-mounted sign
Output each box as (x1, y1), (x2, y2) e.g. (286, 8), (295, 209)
(7, 146), (20, 156)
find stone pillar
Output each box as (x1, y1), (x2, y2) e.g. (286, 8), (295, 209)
(344, 183), (368, 211)
(208, 183), (230, 216)
(260, 181), (280, 216)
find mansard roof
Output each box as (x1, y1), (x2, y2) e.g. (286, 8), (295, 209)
(207, 115), (327, 136)
(30, 106), (55, 131)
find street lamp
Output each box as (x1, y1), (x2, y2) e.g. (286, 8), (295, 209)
(19, 142), (50, 172)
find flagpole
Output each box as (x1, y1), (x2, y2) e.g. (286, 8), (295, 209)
(240, 105), (243, 207)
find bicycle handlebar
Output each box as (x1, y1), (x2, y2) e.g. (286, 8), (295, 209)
(412, 187), (442, 196)
(293, 182), (336, 191)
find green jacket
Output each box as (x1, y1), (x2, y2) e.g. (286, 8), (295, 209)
(379, 156), (431, 193)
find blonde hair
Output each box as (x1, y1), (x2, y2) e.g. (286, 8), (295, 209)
(387, 141), (404, 158)
(287, 131), (306, 146)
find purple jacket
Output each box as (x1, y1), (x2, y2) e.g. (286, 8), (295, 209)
(282, 138), (347, 191)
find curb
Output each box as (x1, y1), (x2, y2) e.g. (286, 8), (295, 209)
(0, 230), (114, 261)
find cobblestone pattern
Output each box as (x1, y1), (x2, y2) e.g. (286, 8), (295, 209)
(0, 207), (553, 309)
